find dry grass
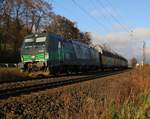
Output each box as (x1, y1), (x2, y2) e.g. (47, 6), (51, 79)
(0, 65), (150, 119)
(0, 68), (29, 83)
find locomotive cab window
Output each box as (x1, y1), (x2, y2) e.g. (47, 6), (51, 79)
(35, 37), (47, 49)
(23, 38), (34, 48)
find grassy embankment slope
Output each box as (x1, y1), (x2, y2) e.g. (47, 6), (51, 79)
(0, 68), (50, 83)
(0, 66), (150, 119)
(0, 68), (29, 83)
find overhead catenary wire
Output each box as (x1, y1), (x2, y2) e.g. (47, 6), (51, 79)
(47, 0), (89, 34)
(104, 0), (134, 31)
(95, 0), (131, 32)
(90, 0), (132, 34)
(72, 0), (118, 50)
(89, 0), (114, 30)
(72, 0), (111, 33)
(47, 0), (104, 34)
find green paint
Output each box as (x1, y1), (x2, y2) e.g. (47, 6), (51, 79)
(22, 52), (48, 62)
(22, 55), (32, 62)
(36, 53), (45, 60)
(49, 51), (64, 61)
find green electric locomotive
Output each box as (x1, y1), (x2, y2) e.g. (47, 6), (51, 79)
(21, 33), (100, 75)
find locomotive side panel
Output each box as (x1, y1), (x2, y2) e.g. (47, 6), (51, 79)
(88, 47), (100, 67)
(72, 41), (90, 66)
(101, 53), (114, 68)
(48, 34), (60, 66)
(62, 40), (77, 65)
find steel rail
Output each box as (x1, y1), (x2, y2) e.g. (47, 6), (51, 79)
(0, 69), (130, 100)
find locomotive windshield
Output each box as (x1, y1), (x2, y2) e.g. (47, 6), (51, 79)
(35, 37), (46, 49)
(36, 37), (46, 42)
(22, 36), (47, 54)
(23, 38), (34, 48)
(21, 34), (49, 63)
(23, 37), (46, 48)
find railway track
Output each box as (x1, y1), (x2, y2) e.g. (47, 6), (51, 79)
(0, 69), (130, 100)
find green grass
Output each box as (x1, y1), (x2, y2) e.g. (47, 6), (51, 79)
(106, 91), (150, 119)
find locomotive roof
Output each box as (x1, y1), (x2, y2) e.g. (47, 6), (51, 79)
(24, 32), (48, 38)
(71, 40), (89, 47)
(24, 32), (64, 39)
(94, 45), (127, 61)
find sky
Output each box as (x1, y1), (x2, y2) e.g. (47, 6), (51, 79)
(48, 0), (150, 63)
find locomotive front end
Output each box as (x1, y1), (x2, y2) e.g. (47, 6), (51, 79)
(21, 34), (49, 72)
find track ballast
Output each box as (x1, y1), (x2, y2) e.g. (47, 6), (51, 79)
(0, 69), (130, 100)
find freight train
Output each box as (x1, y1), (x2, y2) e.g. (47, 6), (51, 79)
(21, 33), (128, 75)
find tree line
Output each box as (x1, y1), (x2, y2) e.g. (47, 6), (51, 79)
(0, 0), (91, 63)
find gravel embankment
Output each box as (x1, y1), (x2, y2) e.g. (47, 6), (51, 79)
(0, 75), (89, 91)
(0, 70), (139, 119)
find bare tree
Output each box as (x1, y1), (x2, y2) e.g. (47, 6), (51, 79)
(47, 15), (91, 44)
(0, 0), (53, 62)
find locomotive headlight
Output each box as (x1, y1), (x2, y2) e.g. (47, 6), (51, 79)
(32, 55), (35, 59)
(45, 53), (49, 59)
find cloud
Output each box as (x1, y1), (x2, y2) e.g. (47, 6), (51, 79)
(133, 28), (150, 40)
(146, 49), (150, 56)
(112, 24), (132, 31)
(90, 28), (150, 63)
